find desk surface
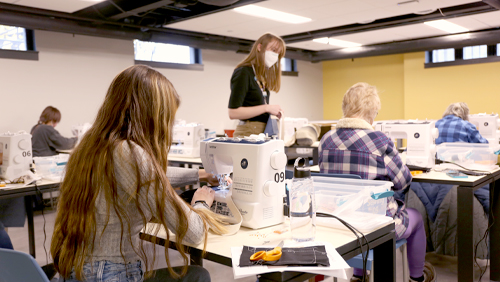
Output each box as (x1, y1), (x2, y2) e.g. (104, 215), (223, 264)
(0, 179), (60, 199)
(141, 220), (394, 266)
(167, 155), (203, 164)
(411, 167), (500, 187)
(310, 165), (500, 187)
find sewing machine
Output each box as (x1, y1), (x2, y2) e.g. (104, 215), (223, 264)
(374, 120), (439, 169)
(170, 123), (205, 158)
(71, 122), (92, 144)
(200, 136), (287, 229)
(0, 131), (33, 181)
(469, 113), (500, 145)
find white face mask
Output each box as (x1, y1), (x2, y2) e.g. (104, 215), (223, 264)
(264, 50), (279, 68)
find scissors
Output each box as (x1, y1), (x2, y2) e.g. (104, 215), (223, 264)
(250, 241), (284, 262)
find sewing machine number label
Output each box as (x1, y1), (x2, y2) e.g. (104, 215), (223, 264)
(22, 151), (31, 157)
(274, 172), (285, 183)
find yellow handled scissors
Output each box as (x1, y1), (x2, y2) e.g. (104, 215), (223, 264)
(250, 241), (284, 262)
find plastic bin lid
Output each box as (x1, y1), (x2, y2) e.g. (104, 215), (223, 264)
(312, 176), (393, 189)
(437, 142), (498, 150)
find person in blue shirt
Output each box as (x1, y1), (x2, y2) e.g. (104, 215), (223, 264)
(435, 102), (490, 213)
(435, 102), (488, 145)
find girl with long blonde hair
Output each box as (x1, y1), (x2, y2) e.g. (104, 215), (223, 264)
(51, 65), (226, 282)
(228, 33), (286, 137)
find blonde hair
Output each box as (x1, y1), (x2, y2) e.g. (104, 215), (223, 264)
(342, 82), (381, 123)
(51, 65), (226, 281)
(236, 33), (286, 92)
(443, 102), (470, 121)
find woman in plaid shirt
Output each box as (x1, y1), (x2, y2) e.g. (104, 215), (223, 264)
(435, 102), (488, 145)
(319, 83), (435, 282)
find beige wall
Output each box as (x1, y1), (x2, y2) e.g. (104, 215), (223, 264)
(0, 30), (324, 136)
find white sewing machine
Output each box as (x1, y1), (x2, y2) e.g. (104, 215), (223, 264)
(200, 136), (287, 229)
(0, 131), (33, 181)
(71, 122), (92, 144)
(469, 113), (500, 145)
(374, 120), (439, 169)
(170, 123), (205, 158)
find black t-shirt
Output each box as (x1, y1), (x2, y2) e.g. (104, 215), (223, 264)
(228, 66), (270, 123)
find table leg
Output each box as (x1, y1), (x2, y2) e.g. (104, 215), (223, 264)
(372, 231), (395, 282)
(491, 179), (500, 281)
(24, 195), (35, 258)
(457, 185), (474, 282)
(312, 148), (319, 166)
(190, 248), (203, 266)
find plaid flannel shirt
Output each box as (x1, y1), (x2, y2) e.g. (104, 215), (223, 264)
(319, 119), (412, 238)
(435, 115), (488, 145)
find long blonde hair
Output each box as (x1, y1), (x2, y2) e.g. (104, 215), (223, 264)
(237, 33), (286, 92)
(51, 65), (226, 280)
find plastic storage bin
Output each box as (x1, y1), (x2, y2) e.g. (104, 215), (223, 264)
(313, 176), (394, 232)
(33, 154), (69, 181)
(436, 142), (500, 171)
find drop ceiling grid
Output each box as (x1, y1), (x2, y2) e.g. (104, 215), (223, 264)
(0, 0), (103, 13)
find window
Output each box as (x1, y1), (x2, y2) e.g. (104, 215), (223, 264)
(0, 25), (27, 51)
(431, 48), (455, 63)
(0, 25), (37, 60)
(425, 44), (500, 68)
(281, 57), (298, 76)
(133, 39), (202, 70)
(463, 45), (487, 60)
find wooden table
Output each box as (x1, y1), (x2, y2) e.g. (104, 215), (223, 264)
(140, 221), (396, 282)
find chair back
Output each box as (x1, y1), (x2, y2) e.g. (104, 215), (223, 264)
(0, 248), (50, 282)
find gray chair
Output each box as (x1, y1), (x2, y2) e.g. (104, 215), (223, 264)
(0, 248), (50, 282)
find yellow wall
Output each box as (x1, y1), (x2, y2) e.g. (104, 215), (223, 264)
(404, 52), (500, 120)
(323, 54), (405, 121)
(323, 52), (500, 120)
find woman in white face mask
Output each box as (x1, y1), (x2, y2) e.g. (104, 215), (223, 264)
(228, 33), (286, 137)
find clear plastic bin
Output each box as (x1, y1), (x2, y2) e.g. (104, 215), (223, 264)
(33, 154), (69, 181)
(313, 176), (394, 232)
(436, 142), (500, 171)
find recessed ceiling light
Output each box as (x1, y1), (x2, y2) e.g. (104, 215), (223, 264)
(313, 37), (362, 48)
(313, 37), (330, 44)
(234, 5), (311, 24)
(424, 19), (469, 33)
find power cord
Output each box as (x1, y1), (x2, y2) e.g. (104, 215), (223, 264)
(476, 176), (494, 282)
(34, 183), (49, 266)
(317, 212), (370, 282)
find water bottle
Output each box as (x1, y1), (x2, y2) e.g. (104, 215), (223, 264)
(290, 157), (316, 242)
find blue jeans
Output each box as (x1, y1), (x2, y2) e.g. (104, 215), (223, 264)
(61, 260), (210, 282)
(62, 260), (143, 282)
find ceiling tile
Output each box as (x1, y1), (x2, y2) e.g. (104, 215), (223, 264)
(447, 17), (492, 31)
(470, 10), (500, 28)
(8, 0), (102, 13)
(287, 41), (342, 51)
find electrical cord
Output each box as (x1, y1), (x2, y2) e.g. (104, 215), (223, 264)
(34, 183), (49, 266)
(317, 212), (370, 282)
(476, 176), (494, 282)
